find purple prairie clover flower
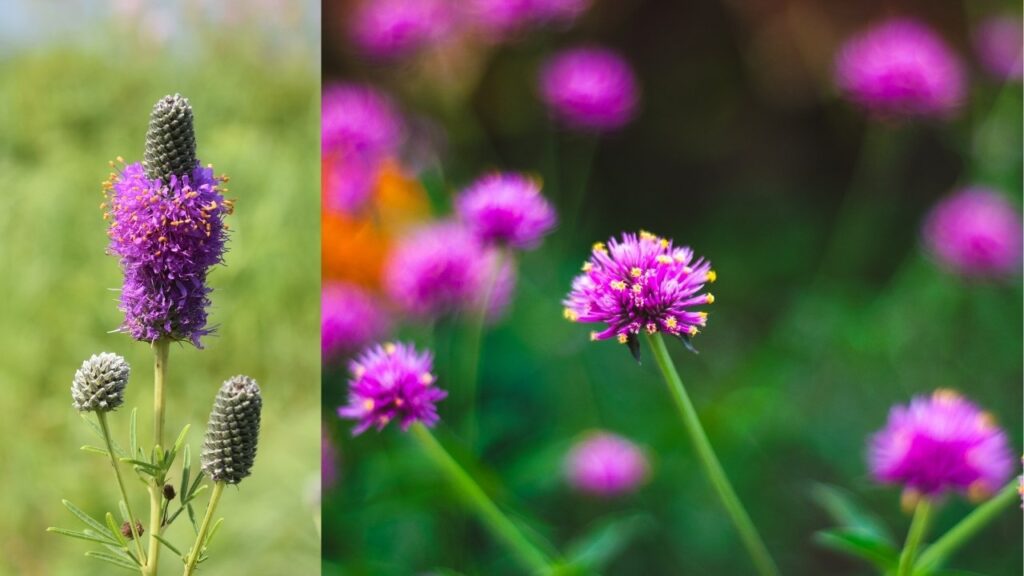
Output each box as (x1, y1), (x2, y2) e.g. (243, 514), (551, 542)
(456, 172), (557, 249)
(338, 342), (447, 434)
(973, 15), (1023, 82)
(563, 231), (715, 357)
(384, 222), (491, 318)
(565, 431), (649, 497)
(539, 47), (639, 132)
(349, 0), (453, 60)
(104, 162), (230, 346)
(869, 390), (1015, 500)
(834, 18), (966, 119)
(922, 187), (1022, 278)
(322, 282), (392, 361)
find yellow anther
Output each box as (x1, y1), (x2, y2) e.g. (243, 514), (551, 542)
(631, 283), (642, 293)
(116, 156), (125, 164)
(656, 255), (673, 265)
(420, 372), (435, 385)
(617, 333), (629, 344)
(363, 399), (375, 411)
(978, 411), (996, 429)
(698, 312), (708, 323)
(705, 293), (715, 304)
(582, 262), (593, 272)
(933, 389), (960, 403)
(688, 325), (699, 336)
(352, 364), (366, 378)
(384, 342), (397, 355)
(660, 238), (669, 248)
(563, 308), (578, 321)
(706, 270), (717, 283)
(589, 331), (599, 341)
(665, 317), (678, 329)
(630, 267), (643, 277)
(639, 230), (656, 241)
(674, 253), (687, 263)
(610, 280), (626, 291)
(646, 323), (657, 334)
(592, 242), (607, 254)
(682, 266), (693, 274)
(394, 398), (404, 407)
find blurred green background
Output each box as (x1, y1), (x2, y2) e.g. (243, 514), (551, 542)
(0, 2), (320, 575)
(323, 1), (1022, 574)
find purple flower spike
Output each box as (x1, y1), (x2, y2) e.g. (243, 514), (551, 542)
(349, 0), (453, 60)
(973, 15), (1023, 82)
(539, 46), (639, 132)
(456, 172), (557, 249)
(338, 342), (447, 435)
(834, 18), (966, 119)
(564, 231), (715, 353)
(565, 431), (649, 497)
(923, 187), (1022, 278)
(322, 282), (392, 361)
(105, 162), (230, 347)
(870, 390), (1014, 500)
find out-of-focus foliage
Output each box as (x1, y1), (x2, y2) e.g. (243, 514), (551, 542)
(323, 1), (1022, 574)
(0, 2), (320, 575)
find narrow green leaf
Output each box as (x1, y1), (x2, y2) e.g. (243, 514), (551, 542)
(120, 458), (161, 474)
(61, 500), (116, 541)
(180, 444), (191, 501)
(105, 512), (127, 547)
(814, 528), (899, 571)
(46, 527), (117, 546)
(153, 533), (183, 557)
(187, 502), (199, 534)
(203, 518), (224, 548)
(81, 415), (126, 457)
(129, 408), (139, 459)
(85, 550), (138, 571)
(811, 484), (893, 542)
(118, 501), (130, 524)
(564, 513), (653, 572)
(173, 424), (190, 456)
(80, 445), (110, 456)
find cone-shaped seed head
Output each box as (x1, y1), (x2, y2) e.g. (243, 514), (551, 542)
(144, 94), (198, 182)
(201, 375), (262, 485)
(72, 353), (130, 412)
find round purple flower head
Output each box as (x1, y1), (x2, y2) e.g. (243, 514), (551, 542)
(835, 18), (966, 119)
(322, 282), (392, 361)
(973, 15), (1023, 82)
(385, 222), (491, 318)
(869, 390), (1014, 500)
(104, 96), (230, 347)
(338, 342), (447, 435)
(564, 231), (715, 358)
(923, 187), (1022, 278)
(349, 0), (453, 60)
(539, 47), (639, 132)
(456, 172), (557, 249)
(565, 431), (649, 497)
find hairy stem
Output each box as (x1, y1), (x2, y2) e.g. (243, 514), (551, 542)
(646, 333), (779, 576)
(897, 498), (933, 576)
(915, 482), (1018, 573)
(183, 482), (224, 576)
(144, 339), (170, 576)
(97, 411), (147, 566)
(411, 423), (553, 574)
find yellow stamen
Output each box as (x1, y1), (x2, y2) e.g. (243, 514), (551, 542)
(384, 342), (397, 355)
(660, 238), (669, 248)
(592, 242), (607, 254)
(646, 323), (657, 334)
(698, 312), (708, 323)
(394, 398), (404, 407)
(631, 283), (642, 293)
(582, 262), (593, 272)
(563, 308), (578, 321)
(705, 293), (715, 304)
(589, 331), (599, 341)
(610, 280), (627, 291)
(665, 317), (678, 329)
(933, 389), (960, 403)
(706, 270), (717, 283)
(420, 373), (434, 385)
(362, 399), (374, 411)
(656, 255), (673, 265)
(617, 333), (629, 344)
(688, 326), (699, 336)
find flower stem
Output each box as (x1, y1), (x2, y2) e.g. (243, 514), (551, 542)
(97, 411), (147, 566)
(897, 498), (933, 576)
(410, 423), (553, 575)
(645, 333), (779, 576)
(461, 248), (506, 451)
(914, 482), (1018, 573)
(144, 339), (170, 576)
(182, 482), (225, 576)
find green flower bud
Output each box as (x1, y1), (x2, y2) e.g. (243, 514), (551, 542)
(71, 353), (129, 413)
(144, 94), (198, 182)
(201, 375), (262, 485)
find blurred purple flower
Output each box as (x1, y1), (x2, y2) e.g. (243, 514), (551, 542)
(349, 0), (454, 60)
(338, 342), (447, 434)
(466, 0), (535, 37)
(385, 222), (498, 318)
(478, 249), (517, 324)
(105, 162), (230, 347)
(869, 390), (1014, 499)
(922, 187), (1022, 278)
(565, 431), (649, 496)
(322, 84), (404, 214)
(834, 18), (966, 119)
(973, 15), (1023, 82)
(531, 0), (592, 26)
(456, 172), (557, 249)
(539, 46), (639, 132)
(322, 282), (392, 361)
(564, 231), (714, 347)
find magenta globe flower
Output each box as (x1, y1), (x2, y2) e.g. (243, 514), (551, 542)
(539, 46), (639, 132)
(349, 0), (453, 60)
(565, 431), (649, 497)
(105, 162), (230, 347)
(456, 172), (557, 249)
(338, 342), (447, 434)
(973, 15), (1023, 81)
(869, 390), (1014, 499)
(834, 18), (966, 118)
(322, 282), (392, 361)
(564, 231), (715, 356)
(922, 187), (1022, 278)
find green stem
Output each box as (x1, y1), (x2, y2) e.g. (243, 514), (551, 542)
(897, 498), (933, 576)
(645, 333), (780, 576)
(144, 339), (170, 576)
(461, 248), (507, 450)
(97, 411), (147, 567)
(914, 482), (1018, 573)
(410, 423), (553, 574)
(182, 482), (225, 576)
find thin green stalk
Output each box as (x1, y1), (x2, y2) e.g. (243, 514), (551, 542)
(645, 333), (779, 576)
(915, 482), (1018, 573)
(897, 498), (933, 576)
(144, 339), (170, 576)
(461, 248), (507, 450)
(97, 411), (147, 566)
(410, 423), (553, 575)
(182, 482), (225, 576)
